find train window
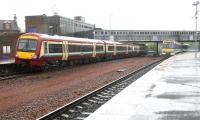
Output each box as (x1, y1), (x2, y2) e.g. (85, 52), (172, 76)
(81, 45), (93, 52)
(96, 45), (104, 51)
(134, 46), (139, 50)
(163, 43), (174, 48)
(44, 42), (48, 53)
(128, 46), (133, 51)
(117, 46), (126, 51)
(18, 39), (37, 52)
(68, 44), (81, 52)
(29, 40), (37, 51)
(108, 46), (114, 51)
(49, 44), (63, 53)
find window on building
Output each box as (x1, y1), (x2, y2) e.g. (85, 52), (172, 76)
(3, 46), (11, 54)
(4, 22), (11, 30)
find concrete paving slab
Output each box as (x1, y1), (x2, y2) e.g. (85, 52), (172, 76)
(85, 52), (200, 120)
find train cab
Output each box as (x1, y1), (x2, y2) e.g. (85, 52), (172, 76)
(15, 34), (45, 66)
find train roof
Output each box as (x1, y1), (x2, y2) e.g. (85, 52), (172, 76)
(20, 33), (128, 45)
(21, 33), (105, 44)
(102, 40), (122, 45)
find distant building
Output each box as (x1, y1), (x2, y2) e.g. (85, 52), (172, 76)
(25, 14), (95, 35)
(0, 14), (20, 35)
(93, 29), (198, 42)
(69, 28), (198, 42)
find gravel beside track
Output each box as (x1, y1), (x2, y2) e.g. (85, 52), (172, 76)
(0, 57), (163, 120)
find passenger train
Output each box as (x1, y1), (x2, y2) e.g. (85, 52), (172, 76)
(15, 33), (147, 67)
(162, 40), (189, 55)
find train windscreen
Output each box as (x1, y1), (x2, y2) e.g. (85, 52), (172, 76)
(163, 43), (174, 48)
(18, 39), (37, 52)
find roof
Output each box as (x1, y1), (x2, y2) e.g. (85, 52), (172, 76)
(0, 20), (20, 31)
(102, 40), (122, 44)
(21, 33), (105, 44)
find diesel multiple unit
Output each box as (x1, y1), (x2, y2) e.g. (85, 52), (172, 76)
(15, 33), (146, 67)
(162, 40), (189, 55)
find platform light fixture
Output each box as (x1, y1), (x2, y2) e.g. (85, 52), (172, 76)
(193, 1), (200, 58)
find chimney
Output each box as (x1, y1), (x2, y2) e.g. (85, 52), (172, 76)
(14, 14), (17, 21)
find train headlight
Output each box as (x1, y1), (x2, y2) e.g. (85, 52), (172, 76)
(15, 54), (19, 58)
(32, 54), (37, 59)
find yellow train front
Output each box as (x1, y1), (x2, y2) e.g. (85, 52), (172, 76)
(15, 34), (46, 67)
(162, 40), (189, 56)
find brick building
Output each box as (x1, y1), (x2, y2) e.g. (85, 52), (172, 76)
(0, 15), (21, 61)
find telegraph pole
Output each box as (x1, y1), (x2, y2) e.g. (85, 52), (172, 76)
(193, 1), (200, 58)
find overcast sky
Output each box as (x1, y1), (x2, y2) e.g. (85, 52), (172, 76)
(0, 0), (198, 31)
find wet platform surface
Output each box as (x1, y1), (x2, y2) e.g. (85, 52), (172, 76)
(0, 58), (15, 65)
(85, 52), (200, 120)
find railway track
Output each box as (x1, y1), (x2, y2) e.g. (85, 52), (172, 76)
(0, 57), (159, 81)
(37, 57), (168, 120)
(0, 64), (23, 81)
(0, 63), (68, 81)
(0, 72), (27, 81)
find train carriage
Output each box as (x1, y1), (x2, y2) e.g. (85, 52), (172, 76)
(162, 40), (189, 55)
(15, 33), (105, 67)
(15, 33), (148, 67)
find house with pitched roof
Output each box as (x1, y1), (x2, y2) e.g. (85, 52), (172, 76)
(0, 14), (20, 35)
(0, 15), (21, 61)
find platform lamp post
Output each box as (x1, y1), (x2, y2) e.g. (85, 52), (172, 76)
(193, 1), (200, 58)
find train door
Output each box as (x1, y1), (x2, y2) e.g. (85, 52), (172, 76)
(126, 45), (128, 54)
(92, 43), (96, 58)
(62, 41), (68, 60)
(114, 44), (117, 55)
(41, 41), (48, 58)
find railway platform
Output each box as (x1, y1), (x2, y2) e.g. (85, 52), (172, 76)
(85, 52), (200, 120)
(0, 58), (15, 65)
